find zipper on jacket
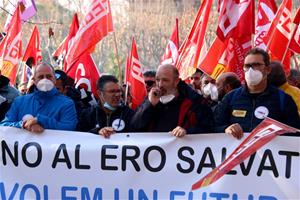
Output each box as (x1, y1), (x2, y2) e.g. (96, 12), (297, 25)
(250, 99), (256, 130)
(106, 114), (111, 127)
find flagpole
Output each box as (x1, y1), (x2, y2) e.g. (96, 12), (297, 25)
(124, 82), (129, 106)
(113, 32), (122, 83)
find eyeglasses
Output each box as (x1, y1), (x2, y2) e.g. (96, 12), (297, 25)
(243, 63), (265, 71)
(101, 89), (122, 94)
(145, 80), (155, 87)
(190, 76), (200, 81)
(203, 80), (216, 85)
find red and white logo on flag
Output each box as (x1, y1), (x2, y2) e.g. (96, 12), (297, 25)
(254, 0), (277, 49)
(289, 8), (300, 54)
(191, 117), (299, 190)
(67, 54), (100, 97)
(161, 19), (179, 65)
(66, 0), (113, 66)
(0, 5), (22, 84)
(267, 0), (293, 66)
(127, 38), (146, 110)
(290, 26), (300, 53)
(277, 7), (292, 38)
(217, 0), (253, 41)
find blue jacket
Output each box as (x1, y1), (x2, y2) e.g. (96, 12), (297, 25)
(0, 88), (77, 131)
(214, 85), (300, 132)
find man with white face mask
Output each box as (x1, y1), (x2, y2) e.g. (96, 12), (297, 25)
(214, 48), (300, 139)
(200, 74), (218, 106)
(77, 75), (134, 138)
(131, 64), (214, 137)
(0, 63), (77, 133)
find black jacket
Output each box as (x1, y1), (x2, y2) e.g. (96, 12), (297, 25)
(77, 104), (134, 134)
(131, 81), (214, 134)
(0, 99), (9, 121)
(214, 85), (300, 132)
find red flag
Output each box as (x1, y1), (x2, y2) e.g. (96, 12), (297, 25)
(0, 5), (22, 85)
(127, 38), (147, 110)
(66, 54), (100, 97)
(202, 0), (254, 81)
(52, 13), (79, 70)
(191, 118), (299, 190)
(65, 0), (113, 67)
(198, 36), (251, 82)
(161, 18), (179, 65)
(223, 36), (252, 81)
(22, 26), (42, 66)
(254, 0), (278, 50)
(267, 0), (293, 65)
(198, 37), (227, 79)
(217, 0), (254, 41)
(289, 9), (300, 54)
(199, 0), (254, 81)
(176, 0), (213, 80)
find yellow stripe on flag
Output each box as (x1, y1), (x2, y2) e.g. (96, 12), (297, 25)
(0, 60), (14, 77)
(211, 64), (225, 79)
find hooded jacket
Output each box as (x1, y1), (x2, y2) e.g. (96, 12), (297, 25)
(0, 88), (77, 131)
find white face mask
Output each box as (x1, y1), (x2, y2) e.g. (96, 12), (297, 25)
(245, 68), (263, 86)
(160, 94), (175, 104)
(203, 83), (218, 101)
(210, 85), (219, 101)
(36, 78), (54, 92)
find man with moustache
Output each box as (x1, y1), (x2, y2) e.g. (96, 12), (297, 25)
(131, 64), (214, 137)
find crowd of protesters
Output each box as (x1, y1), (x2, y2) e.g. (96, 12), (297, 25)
(1, 47), (300, 139)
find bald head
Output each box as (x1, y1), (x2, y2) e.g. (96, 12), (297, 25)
(217, 72), (240, 86)
(216, 72), (241, 100)
(157, 64), (179, 79)
(33, 63), (55, 76)
(156, 64), (180, 96)
(33, 63), (56, 85)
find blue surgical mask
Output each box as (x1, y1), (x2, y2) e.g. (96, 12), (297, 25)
(103, 102), (117, 111)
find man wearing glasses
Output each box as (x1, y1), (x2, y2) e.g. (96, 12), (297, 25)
(214, 48), (300, 139)
(77, 75), (134, 138)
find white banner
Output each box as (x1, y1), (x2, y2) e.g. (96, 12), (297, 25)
(0, 127), (299, 200)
